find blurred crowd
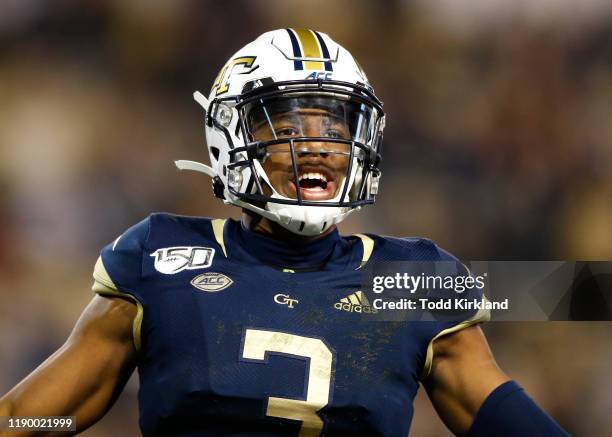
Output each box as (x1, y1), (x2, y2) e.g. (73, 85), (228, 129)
(0, 0), (611, 435)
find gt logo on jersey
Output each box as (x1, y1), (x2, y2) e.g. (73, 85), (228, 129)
(151, 246), (215, 274)
(274, 293), (299, 308)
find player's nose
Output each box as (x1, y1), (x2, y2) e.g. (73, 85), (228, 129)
(295, 129), (332, 160)
(295, 143), (331, 160)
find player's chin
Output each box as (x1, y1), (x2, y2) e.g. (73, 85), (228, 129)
(286, 180), (338, 201)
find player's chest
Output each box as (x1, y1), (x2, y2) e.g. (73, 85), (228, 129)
(144, 258), (370, 319)
(138, 262), (423, 436)
(140, 260), (421, 386)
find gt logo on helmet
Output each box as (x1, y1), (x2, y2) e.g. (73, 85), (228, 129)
(212, 56), (258, 96)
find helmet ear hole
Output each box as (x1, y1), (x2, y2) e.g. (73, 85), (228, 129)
(211, 147), (220, 161)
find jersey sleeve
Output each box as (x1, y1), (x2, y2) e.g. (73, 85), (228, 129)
(419, 241), (490, 380)
(368, 234), (491, 378)
(91, 216), (151, 350)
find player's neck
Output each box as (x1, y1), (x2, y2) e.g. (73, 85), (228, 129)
(241, 210), (336, 245)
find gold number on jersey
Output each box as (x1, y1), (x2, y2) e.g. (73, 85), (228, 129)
(241, 329), (334, 437)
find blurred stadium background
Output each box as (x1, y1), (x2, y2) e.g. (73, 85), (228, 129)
(1, 0), (611, 435)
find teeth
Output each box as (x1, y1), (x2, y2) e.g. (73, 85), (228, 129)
(298, 172), (327, 182)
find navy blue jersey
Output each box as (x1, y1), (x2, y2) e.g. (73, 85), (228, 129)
(92, 213), (487, 436)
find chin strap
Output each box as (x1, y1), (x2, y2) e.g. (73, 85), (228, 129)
(193, 90), (210, 112)
(174, 91), (217, 178)
(174, 160), (216, 178)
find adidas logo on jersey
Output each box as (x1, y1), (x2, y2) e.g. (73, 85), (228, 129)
(334, 291), (378, 314)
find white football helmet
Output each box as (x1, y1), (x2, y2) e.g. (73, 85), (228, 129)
(176, 28), (385, 236)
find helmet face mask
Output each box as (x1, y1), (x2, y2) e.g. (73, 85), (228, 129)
(223, 81), (383, 207)
(183, 29), (386, 236)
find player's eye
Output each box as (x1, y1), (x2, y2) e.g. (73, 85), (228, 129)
(275, 127), (300, 138)
(324, 130), (346, 139)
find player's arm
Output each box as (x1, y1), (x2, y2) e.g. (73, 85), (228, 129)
(0, 294), (138, 436)
(423, 325), (569, 436)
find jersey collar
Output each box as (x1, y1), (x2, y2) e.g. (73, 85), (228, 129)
(232, 219), (344, 271)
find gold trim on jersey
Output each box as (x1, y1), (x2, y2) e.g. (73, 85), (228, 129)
(352, 233), (374, 270)
(92, 256), (144, 352)
(419, 304), (491, 381)
(212, 218), (228, 257)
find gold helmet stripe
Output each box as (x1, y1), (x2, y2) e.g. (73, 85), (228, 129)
(291, 28), (325, 70)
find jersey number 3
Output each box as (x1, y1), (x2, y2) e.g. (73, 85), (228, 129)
(241, 329), (334, 437)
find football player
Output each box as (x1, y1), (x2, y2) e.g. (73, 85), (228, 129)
(0, 29), (569, 436)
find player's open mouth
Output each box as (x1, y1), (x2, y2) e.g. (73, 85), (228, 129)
(287, 167), (337, 200)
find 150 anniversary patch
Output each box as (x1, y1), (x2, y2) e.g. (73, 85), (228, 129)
(150, 246), (215, 274)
